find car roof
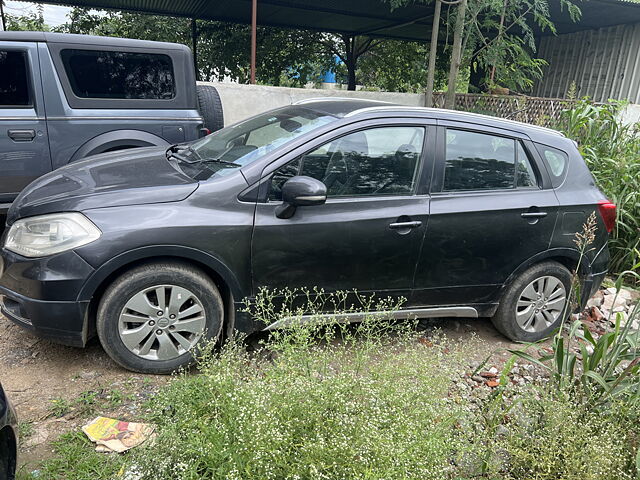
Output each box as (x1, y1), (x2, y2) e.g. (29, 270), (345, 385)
(0, 31), (188, 51)
(296, 97), (564, 139)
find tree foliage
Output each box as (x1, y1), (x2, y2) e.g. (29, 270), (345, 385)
(5, 1), (581, 94)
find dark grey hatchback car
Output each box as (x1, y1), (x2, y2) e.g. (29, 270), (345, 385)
(0, 99), (615, 373)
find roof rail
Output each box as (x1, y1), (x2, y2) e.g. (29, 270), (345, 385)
(293, 97), (393, 105)
(344, 106), (565, 137)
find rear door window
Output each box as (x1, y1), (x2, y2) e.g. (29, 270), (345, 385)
(0, 50), (30, 106)
(60, 49), (175, 100)
(443, 129), (539, 191)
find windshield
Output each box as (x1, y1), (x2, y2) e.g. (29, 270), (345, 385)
(174, 106), (336, 180)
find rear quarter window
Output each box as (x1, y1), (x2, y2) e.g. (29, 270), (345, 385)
(60, 49), (175, 100)
(534, 144), (569, 188)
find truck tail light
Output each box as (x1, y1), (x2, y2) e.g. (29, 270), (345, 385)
(597, 200), (616, 233)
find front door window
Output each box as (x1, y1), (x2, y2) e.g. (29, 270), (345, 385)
(270, 126), (425, 201)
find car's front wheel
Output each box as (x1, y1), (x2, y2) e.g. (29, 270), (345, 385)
(97, 262), (223, 374)
(491, 261), (572, 342)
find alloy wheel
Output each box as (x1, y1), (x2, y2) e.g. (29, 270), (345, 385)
(118, 284), (206, 361)
(515, 275), (567, 333)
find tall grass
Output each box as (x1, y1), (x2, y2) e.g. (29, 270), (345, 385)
(557, 99), (640, 277)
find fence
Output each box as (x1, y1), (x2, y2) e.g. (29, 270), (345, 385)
(431, 92), (574, 127)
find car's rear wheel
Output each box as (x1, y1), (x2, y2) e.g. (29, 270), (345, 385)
(97, 262), (223, 374)
(491, 261), (572, 342)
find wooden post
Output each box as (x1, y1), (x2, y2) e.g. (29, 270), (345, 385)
(425, 0), (441, 107)
(444, 0), (467, 109)
(250, 0), (257, 84)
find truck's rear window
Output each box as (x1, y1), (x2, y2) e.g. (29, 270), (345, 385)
(0, 50), (30, 106)
(60, 49), (175, 100)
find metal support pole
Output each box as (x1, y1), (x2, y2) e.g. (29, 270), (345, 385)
(250, 0), (257, 84)
(191, 18), (200, 81)
(0, 2), (7, 31)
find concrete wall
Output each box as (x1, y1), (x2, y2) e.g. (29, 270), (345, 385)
(200, 81), (640, 127)
(199, 81), (425, 125)
(620, 103), (640, 125)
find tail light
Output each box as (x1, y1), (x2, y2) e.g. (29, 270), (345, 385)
(597, 200), (616, 233)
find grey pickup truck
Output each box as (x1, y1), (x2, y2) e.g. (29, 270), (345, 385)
(0, 31), (223, 217)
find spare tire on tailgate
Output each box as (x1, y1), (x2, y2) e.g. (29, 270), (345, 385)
(196, 85), (224, 133)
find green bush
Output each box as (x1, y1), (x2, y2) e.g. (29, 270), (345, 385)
(557, 100), (640, 277)
(497, 389), (637, 480)
(131, 321), (476, 480)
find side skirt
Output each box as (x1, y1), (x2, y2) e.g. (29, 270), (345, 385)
(263, 306), (479, 331)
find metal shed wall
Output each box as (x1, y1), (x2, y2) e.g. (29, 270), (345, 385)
(533, 23), (640, 103)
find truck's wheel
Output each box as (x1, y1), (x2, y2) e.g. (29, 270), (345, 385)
(196, 85), (224, 132)
(97, 261), (224, 374)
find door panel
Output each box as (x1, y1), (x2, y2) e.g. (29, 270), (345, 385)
(413, 189), (559, 304)
(0, 43), (51, 204)
(252, 196), (429, 300)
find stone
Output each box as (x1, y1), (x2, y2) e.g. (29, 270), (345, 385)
(24, 426), (48, 448)
(587, 296), (603, 308)
(587, 290), (605, 308)
(617, 289), (633, 301)
(590, 306), (605, 322)
(603, 294), (627, 311)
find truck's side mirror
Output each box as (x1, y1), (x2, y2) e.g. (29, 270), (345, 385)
(275, 176), (327, 219)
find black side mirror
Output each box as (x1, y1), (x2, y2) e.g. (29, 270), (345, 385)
(275, 176), (327, 219)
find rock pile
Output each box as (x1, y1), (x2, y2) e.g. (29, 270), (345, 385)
(582, 286), (640, 334)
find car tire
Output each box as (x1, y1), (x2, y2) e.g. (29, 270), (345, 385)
(196, 85), (224, 133)
(96, 262), (224, 374)
(0, 427), (16, 480)
(491, 261), (572, 342)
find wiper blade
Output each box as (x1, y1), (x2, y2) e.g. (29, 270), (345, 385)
(201, 157), (239, 166)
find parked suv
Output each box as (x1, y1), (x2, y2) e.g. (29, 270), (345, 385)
(0, 31), (223, 217)
(0, 99), (614, 373)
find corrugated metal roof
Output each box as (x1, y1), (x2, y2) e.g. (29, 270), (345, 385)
(26, 0), (640, 41)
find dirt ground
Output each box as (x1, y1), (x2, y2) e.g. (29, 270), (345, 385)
(0, 312), (522, 473)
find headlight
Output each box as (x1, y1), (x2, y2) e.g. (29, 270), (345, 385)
(4, 213), (101, 258)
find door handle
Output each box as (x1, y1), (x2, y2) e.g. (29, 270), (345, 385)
(389, 221), (422, 229)
(521, 212), (548, 218)
(8, 129), (36, 142)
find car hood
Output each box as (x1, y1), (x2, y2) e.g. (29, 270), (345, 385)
(7, 147), (198, 224)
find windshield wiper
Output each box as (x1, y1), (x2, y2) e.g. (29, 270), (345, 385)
(200, 156), (239, 166)
(166, 144), (200, 164)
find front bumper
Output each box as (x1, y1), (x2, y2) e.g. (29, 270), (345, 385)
(0, 249), (94, 347)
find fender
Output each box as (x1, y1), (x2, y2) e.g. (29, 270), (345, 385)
(69, 129), (170, 163)
(501, 247), (592, 294)
(76, 245), (245, 304)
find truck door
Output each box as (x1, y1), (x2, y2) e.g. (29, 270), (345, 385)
(0, 42), (51, 211)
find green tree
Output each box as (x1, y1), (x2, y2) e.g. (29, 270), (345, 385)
(55, 8), (333, 87)
(356, 39), (448, 93)
(5, 3), (48, 31)
(464, 0), (581, 92)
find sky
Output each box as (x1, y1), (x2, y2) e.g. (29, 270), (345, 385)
(4, 1), (72, 27)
